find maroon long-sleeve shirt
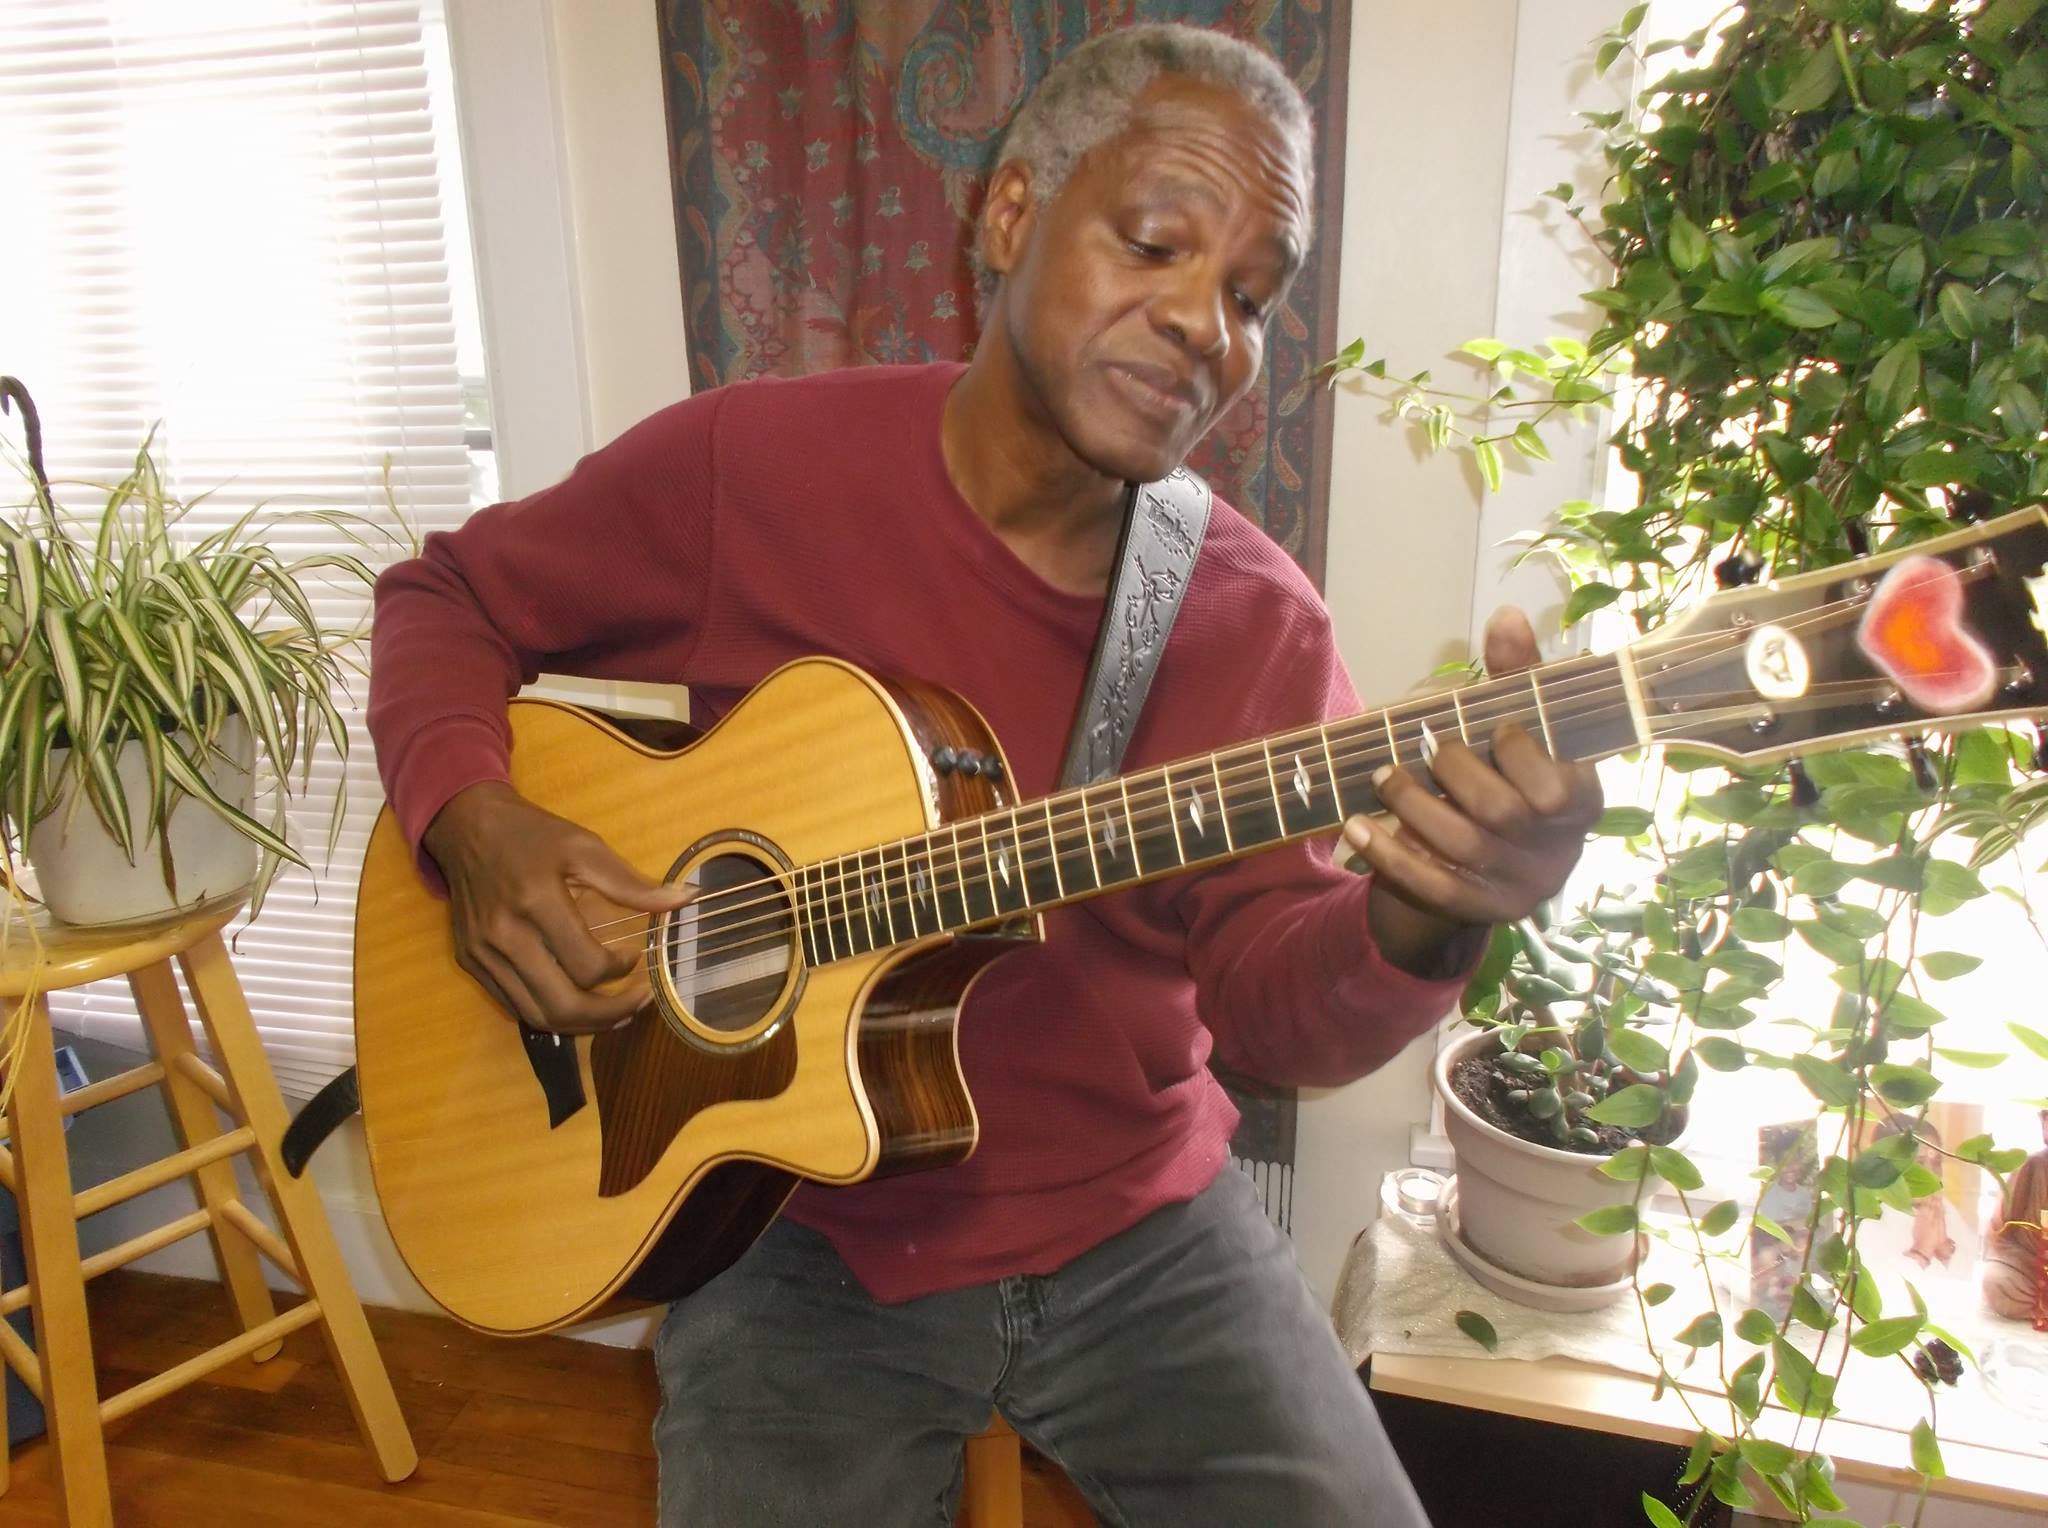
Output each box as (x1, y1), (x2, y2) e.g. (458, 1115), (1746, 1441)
(367, 362), (1467, 1301)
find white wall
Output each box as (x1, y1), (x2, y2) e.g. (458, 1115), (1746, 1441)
(1297, 0), (1626, 1305)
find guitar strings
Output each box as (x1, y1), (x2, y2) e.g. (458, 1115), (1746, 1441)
(568, 567), (1996, 972)
(599, 584), (1932, 966)
(640, 672), (1932, 977)
(574, 576), (1897, 954)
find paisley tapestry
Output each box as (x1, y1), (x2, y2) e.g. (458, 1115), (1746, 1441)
(655, 1), (1351, 584)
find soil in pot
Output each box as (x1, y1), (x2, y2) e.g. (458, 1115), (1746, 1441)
(1451, 1051), (1685, 1156)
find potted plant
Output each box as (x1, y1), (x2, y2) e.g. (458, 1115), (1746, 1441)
(1332, 0), (2046, 1519)
(1, 375), (392, 926)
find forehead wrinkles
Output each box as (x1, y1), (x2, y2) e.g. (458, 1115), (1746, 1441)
(1107, 112), (1310, 243)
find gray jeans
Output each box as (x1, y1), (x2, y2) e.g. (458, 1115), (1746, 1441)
(652, 1167), (1431, 1527)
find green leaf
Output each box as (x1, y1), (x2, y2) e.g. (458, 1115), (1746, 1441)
(1773, 45), (1841, 113)
(1872, 1064), (1940, 1107)
(1650, 1144), (1704, 1192)
(1668, 212), (1710, 272)
(1938, 282), (1985, 338)
(1730, 1353), (1766, 1421)
(1920, 952), (1981, 981)
(1674, 1312), (1723, 1347)
(1587, 1084), (1665, 1128)
(2010, 1023), (2048, 1063)
(1695, 1037), (1747, 1072)
(1773, 1336), (1840, 1418)
(1933, 1047), (2005, 1069)
(1619, 2), (1649, 36)
(1601, 1144), (1652, 1181)
(1473, 437), (1503, 493)
(1643, 1281), (1675, 1307)
(1730, 907), (1791, 941)
(1596, 36), (1626, 76)
(1736, 1308), (1777, 1344)
(1640, 1495), (1683, 1528)
(1578, 1204), (1640, 1237)
(1608, 1029), (1671, 1075)
(1596, 806), (1654, 836)
(1455, 1309), (1499, 1353)
(1510, 422), (1552, 462)
(1738, 1437), (1797, 1478)
(1868, 339), (1922, 424)
(1562, 582), (1622, 627)
(1851, 1315), (1925, 1357)
(1699, 1199), (1740, 1238)
(1910, 1419), (1945, 1480)
(1760, 287), (1841, 328)
(1793, 1054), (1861, 1108)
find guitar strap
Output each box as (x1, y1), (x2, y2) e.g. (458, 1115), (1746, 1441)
(1058, 465), (1213, 789)
(281, 465), (1212, 1178)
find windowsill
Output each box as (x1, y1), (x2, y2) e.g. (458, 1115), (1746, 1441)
(1367, 1350), (2048, 1514)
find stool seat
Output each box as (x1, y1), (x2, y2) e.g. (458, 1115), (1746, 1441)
(0, 895), (416, 1525)
(0, 893), (243, 997)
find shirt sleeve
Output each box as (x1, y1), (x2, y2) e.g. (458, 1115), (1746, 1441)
(366, 386), (727, 856)
(1168, 594), (1482, 1087)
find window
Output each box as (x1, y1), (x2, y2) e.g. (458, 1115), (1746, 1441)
(0, 0), (486, 1097)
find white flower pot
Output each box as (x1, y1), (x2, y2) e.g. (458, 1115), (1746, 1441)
(26, 717), (259, 926)
(1434, 1025), (1682, 1293)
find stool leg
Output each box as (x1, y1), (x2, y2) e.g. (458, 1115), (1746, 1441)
(960, 1417), (1025, 1528)
(177, 933), (417, 1483)
(5, 995), (113, 1527)
(128, 962), (282, 1362)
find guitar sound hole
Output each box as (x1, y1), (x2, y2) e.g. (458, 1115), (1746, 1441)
(660, 851), (796, 1037)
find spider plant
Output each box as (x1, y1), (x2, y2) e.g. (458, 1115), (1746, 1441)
(1, 375), (404, 919)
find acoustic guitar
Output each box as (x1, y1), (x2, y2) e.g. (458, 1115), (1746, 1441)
(352, 509), (2048, 1335)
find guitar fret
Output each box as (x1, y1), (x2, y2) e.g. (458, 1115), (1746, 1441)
(1451, 687), (1470, 742)
(1043, 799), (1066, 899)
(1260, 739), (1286, 823)
(950, 825), (974, 926)
(794, 865), (815, 966)
(892, 841), (918, 939)
(1207, 753), (1235, 851)
(1079, 785), (1104, 886)
(1528, 670), (1556, 752)
(1164, 769), (1187, 864)
(1319, 724), (1345, 818)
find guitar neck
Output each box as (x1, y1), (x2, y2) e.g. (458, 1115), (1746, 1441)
(791, 650), (1641, 965)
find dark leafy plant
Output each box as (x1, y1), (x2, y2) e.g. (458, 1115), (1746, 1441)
(1331, 3), (2048, 1523)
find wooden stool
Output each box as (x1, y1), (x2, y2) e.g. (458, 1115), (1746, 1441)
(0, 895), (416, 1525)
(960, 1412), (1025, 1528)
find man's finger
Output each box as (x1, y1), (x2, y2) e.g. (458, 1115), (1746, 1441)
(1343, 814), (1493, 924)
(498, 921), (650, 1034)
(534, 886), (641, 988)
(569, 838), (691, 914)
(1482, 605), (1541, 676)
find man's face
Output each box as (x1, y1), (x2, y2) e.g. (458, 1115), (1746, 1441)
(989, 76), (1311, 485)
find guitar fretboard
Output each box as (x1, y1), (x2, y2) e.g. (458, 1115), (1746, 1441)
(790, 652), (1635, 965)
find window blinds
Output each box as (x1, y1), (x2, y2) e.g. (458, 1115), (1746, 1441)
(0, 0), (474, 1098)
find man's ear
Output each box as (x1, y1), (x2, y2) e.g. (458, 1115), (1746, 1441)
(979, 160), (1038, 280)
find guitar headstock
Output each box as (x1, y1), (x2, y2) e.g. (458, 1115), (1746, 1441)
(1630, 509), (2048, 766)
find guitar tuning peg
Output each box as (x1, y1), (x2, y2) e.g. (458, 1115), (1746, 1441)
(1714, 552), (1762, 589)
(1787, 757), (1820, 809)
(1843, 518), (1871, 557)
(1906, 736), (1937, 793)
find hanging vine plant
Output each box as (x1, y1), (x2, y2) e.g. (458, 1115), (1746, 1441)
(1331, 1), (2048, 1522)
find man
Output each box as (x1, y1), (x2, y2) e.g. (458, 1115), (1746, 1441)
(369, 24), (1601, 1526)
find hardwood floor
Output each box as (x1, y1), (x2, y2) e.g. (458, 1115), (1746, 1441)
(0, 1270), (1096, 1526)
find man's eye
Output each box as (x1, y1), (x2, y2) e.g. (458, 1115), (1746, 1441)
(1126, 239), (1171, 259)
(1234, 290), (1266, 321)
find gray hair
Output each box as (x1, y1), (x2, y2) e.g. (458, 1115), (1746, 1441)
(992, 24), (1314, 228)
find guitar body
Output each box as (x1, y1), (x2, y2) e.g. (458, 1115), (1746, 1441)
(353, 659), (1032, 1335)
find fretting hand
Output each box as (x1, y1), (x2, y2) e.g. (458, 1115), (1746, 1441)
(422, 780), (691, 1034)
(1342, 606), (1604, 973)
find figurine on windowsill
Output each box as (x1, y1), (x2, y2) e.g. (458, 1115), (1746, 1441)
(1983, 1109), (2048, 1329)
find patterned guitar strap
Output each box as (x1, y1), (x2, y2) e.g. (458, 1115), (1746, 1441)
(1057, 466), (1213, 790)
(281, 467), (1212, 1176)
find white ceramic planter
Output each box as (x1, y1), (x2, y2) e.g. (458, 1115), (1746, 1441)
(26, 717), (258, 926)
(1435, 1025), (1681, 1293)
